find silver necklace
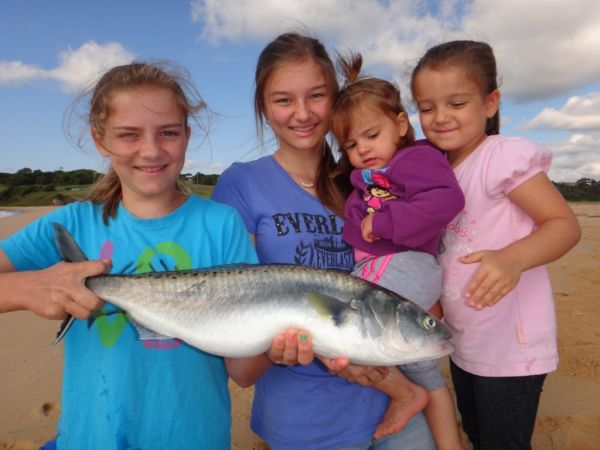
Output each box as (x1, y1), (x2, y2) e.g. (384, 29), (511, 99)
(298, 178), (315, 189)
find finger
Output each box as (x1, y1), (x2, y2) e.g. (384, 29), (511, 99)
(334, 357), (349, 372)
(362, 232), (374, 243)
(317, 356), (339, 374)
(72, 288), (104, 313)
(81, 259), (112, 277)
(365, 367), (388, 384)
(473, 281), (504, 308)
(467, 274), (503, 306)
(64, 300), (94, 320)
(354, 374), (373, 386)
(282, 328), (299, 364)
(267, 333), (286, 363)
(465, 270), (489, 301)
(296, 331), (314, 365)
(460, 251), (487, 264)
(478, 283), (512, 309)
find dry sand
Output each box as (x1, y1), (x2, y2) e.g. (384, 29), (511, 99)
(0, 204), (599, 449)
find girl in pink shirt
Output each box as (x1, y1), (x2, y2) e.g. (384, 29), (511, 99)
(411, 40), (581, 450)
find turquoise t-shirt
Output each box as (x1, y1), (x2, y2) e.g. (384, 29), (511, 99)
(1, 195), (257, 450)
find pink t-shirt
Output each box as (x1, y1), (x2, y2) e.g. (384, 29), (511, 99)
(439, 135), (557, 377)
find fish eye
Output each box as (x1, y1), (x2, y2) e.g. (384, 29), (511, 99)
(422, 315), (437, 330)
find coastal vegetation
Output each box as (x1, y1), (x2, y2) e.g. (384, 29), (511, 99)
(0, 168), (598, 206)
(0, 168), (216, 206)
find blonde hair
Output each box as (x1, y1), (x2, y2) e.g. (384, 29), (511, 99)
(254, 32), (351, 216)
(67, 61), (207, 224)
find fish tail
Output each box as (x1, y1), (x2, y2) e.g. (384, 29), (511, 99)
(52, 316), (75, 346)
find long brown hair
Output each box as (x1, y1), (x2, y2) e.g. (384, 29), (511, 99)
(254, 32), (350, 217)
(410, 40), (500, 135)
(67, 61), (207, 224)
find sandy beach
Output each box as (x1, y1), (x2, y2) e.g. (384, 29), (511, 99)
(0, 204), (598, 449)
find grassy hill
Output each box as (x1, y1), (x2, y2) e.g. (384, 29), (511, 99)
(0, 182), (214, 206)
(1, 167), (598, 206)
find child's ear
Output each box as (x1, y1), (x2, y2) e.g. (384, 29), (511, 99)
(485, 89), (501, 118)
(395, 112), (409, 137)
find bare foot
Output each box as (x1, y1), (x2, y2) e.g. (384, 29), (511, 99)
(374, 384), (428, 439)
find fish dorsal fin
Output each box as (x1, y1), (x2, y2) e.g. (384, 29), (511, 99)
(52, 222), (89, 262)
(306, 292), (355, 326)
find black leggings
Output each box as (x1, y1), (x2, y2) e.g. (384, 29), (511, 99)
(450, 359), (546, 450)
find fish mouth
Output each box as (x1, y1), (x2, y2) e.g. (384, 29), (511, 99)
(436, 339), (455, 357)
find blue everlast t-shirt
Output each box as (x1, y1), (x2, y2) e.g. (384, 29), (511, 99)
(0, 195), (257, 450)
(212, 156), (389, 450)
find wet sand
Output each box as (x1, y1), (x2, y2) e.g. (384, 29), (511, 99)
(1, 204), (598, 449)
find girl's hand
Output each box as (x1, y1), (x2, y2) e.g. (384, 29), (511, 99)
(460, 249), (523, 309)
(227, 330), (348, 387)
(267, 328), (314, 366)
(31, 260), (110, 319)
(361, 214), (379, 243)
(325, 362), (390, 386)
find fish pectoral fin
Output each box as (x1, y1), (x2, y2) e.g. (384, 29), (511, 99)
(306, 292), (354, 326)
(131, 319), (173, 341)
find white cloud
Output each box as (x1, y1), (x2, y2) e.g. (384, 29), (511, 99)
(50, 42), (135, 92)
(546, 133), (600, 181)
(191, 0), (600, 102)
(523, 92), (600, 131)
(0, 61), (48, 84)
(0, 41), (134, 92)
(191, 0), (397, 44)
(462, 0), (600, 100)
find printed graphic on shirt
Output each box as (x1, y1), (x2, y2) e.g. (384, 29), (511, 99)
(272, 212), (353, 271)
(361, 169), (397, 214)
(439, 210), (479, 303)
(94, 240), (191, 350)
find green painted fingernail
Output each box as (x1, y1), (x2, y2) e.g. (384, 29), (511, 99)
(299, 334), (308, 342)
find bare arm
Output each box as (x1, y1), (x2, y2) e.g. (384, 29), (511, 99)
(0, 249), (109, 319)
(462, 172), (581, 308)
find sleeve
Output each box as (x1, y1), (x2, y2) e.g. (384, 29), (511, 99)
(485, 137), (552, 198)
(0, 208), (66, 270)
(343, 188), (367, 228)
(372, 147), (465, 249)
(399, 360), (446, 391)
(220, 207), (259, 265)
(211, 164), (257, 234)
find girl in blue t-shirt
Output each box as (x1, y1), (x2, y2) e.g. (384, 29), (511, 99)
(0, 61), (257, 449)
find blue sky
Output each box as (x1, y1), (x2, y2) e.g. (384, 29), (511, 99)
(1, 0), (599, 182)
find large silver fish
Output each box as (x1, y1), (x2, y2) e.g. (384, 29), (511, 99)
(53, 223), (453, 365)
